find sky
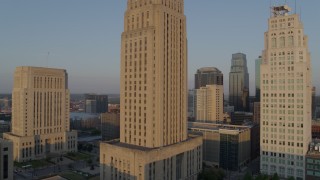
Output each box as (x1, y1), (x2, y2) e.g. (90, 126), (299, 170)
(0, 0), (320, 95)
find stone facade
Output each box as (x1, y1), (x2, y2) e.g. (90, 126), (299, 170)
(100, 0), (203, 179)
(260, 5), (312, 179)
(4, 66), (77, 162)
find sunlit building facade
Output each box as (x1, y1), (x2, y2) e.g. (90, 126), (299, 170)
(4, 67), (77, 162)
(100, 0), (202, 179)
(260, 5), (312, 179)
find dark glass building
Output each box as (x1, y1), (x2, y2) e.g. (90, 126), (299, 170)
(229, 53), (249, 111)
(255, 56), (262, 102)
(84, 94), (108, 113)
(194, 67), (223, 89)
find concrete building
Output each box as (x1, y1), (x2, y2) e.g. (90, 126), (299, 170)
(188, 122), (251, 170)
(260, 5), (312, 179)
(85, 94), (108, 114)
(229, 53), (249, 112)
(0, 139), (13, 180)
(100, 1), (202, 180)
(101, 112), (120, 141)
(4, 67), (77, 162)
(195, 85), (223, 123)
(305, 141), (320, 180)
(194, 67), (223, 89)
(255, 56), (262, 102)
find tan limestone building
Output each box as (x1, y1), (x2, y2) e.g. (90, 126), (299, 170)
(260, 5), (312, 179)
(4, 67), (77, 162)
(100, 0), (203, 179)
(195, 85), (223, 123)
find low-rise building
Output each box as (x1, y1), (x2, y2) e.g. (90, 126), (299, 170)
(306, 141), (320, 180)
(188, 122), (251, 170)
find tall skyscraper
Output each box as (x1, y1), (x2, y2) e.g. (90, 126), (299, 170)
(4, 67), (77, 162)
(0, 139), (13, 180)
(195, 85), (223, 123)
(195, 67), (223, 89)
(255, 56), (262, 101)
(260, 5), (312, 179)
(229, 53), (249, 111)
(312, 87), (316, 119)
(100, 0), (202, 179)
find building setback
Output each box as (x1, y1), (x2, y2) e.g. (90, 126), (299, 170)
(100, 0), (203, 179)
(229, 53), (249, 112)
(260, 5), (312, 179)
(4, 67), (77, 162)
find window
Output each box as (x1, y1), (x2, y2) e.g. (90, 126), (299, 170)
(279, 37), (285, 47)
(3, 155), (8, 179)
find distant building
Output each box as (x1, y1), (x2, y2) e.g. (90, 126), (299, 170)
(85, 94), (108, 113)
(0, 121), (10, 135)
(4, 67), (77, 162)
(0, 139), (13, 180)
(224, 106), (234, 113)
(195, 67), (223, 89)
(108, 104), (120, 113)
(255, 56), (262, 101)
(312, 120), (320, 139)
(85, 99), (97, 113)
(195, 85), (223, 123)
(101, 112), (120, 141)
(229, 53), (249, 112)
(188, 90), (195, 119)
(231, 112), (253, 125)
(189, 122), (251, 170)
(70, 112), (100, 130)
(306, 141), (320, 180)
(253, 102), (261, 124)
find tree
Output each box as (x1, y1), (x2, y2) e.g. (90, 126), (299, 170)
(254, 174), (268, 180)
(271, 173), (279, 180)
(243, 172), (253, 180)
(198, 167), (225, 180)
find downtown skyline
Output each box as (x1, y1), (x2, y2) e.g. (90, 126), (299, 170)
(1, 0), (320, 95)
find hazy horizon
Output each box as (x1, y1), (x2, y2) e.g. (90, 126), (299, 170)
(1, 1), (320, 95)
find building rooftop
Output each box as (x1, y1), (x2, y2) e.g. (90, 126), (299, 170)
(307, 139), (320, 158)
(197, 67), (221, 73)
(188, 122), (251, 133)
(103, 134), (202, 152)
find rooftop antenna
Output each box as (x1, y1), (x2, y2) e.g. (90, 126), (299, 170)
(295, 0), (297, 14)
(46, 52), (50, 67)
